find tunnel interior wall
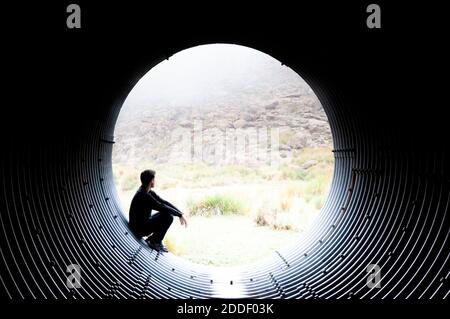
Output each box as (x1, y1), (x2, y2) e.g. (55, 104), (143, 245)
(1, 2), (449, 299)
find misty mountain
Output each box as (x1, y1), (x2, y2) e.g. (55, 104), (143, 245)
(113, 44), (332, 165)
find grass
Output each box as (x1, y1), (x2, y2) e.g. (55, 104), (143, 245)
(187, 193), (247, 217)
(163, 215), (300, 266)
(113, 147), (333, 190)
(113, 146), (334, 266)
(278, 129), (295, 145)
(280, 164), (308, 180)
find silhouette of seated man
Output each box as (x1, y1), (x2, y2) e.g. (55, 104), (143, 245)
(129, 169), (187, 252)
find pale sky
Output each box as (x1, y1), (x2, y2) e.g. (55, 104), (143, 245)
(121, 43), (309, 112)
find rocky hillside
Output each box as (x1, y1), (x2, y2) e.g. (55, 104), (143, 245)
(113, 48), (332, 166)
(113, 96), (331, 166)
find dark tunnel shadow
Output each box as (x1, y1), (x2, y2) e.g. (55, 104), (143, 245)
(0, 2), (448, 300)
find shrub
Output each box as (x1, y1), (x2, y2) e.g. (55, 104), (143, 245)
(255, 205), (271, 227)
(187, 194), (245, 217)
(280, 165), (307, 180)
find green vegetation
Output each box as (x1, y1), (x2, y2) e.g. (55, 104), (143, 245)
(113, 147), (333, 190)
(113, 146), (334, 266)
(187, 194), (247, 217)
(163, 215), (300, 266)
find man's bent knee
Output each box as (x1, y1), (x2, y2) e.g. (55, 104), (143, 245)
(165, 213), (174, 225)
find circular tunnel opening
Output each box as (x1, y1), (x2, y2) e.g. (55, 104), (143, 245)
(112, 43), (334, 268)
(1, 5), (448, 300)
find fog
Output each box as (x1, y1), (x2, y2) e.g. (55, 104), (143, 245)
(121, 43), (311, 112)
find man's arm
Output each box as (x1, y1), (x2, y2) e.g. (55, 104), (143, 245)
(147, 191), (183, 217)
(149, 191), (183, 215)
(149, 191), (187, 227)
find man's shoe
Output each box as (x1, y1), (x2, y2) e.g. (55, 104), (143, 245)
(158, 243), (169, 253)
(147, 240), (168, 253)
(147, 240), (160, 251)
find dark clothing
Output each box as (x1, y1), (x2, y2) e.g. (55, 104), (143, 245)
(129, 186), (182, 240)
(140, 212), (174, 243)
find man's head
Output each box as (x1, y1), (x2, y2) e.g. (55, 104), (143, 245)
(140, 169), (155, 189)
